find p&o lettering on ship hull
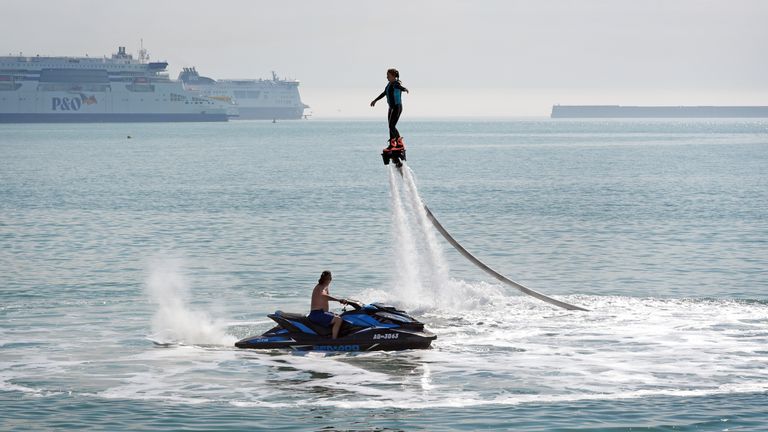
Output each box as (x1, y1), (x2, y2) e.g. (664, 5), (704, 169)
(51, 97), (83, 111)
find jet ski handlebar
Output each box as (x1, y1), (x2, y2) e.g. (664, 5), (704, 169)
(339, 298), (363, 310)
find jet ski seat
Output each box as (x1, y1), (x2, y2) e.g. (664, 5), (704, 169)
(274, 311), (333, 336)
(274, 311), (306, 320)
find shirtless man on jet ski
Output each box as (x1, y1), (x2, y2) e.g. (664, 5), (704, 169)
(309, 271), (348, 339)
(234, 270), (437, 350)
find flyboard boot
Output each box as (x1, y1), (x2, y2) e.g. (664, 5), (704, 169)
(381, 138), (396, 165)
(381, 137), (406, 167)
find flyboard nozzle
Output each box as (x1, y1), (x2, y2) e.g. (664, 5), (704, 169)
(382, 149), (405, 167)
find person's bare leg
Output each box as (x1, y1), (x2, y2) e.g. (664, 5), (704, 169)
(331, 316), (342, 339)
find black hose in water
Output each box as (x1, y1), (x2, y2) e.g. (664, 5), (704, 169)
(397, 165), (588, 312)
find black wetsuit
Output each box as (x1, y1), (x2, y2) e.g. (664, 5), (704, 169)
(374, 80), (408, 140)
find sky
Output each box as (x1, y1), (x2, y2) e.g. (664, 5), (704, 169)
(3, 0), (767, 117)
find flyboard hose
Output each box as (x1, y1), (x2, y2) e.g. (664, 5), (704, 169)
(397, 166), (588, 312)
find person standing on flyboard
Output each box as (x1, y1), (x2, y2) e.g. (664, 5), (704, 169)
(370, 68), (409, 152)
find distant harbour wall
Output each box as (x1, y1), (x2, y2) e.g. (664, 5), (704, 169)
(551, 105), (768, 118)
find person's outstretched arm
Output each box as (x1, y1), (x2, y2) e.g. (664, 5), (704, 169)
(324, 294), (348, 305)
(370, 90), (386, 107)
(394, 81), (409, 93)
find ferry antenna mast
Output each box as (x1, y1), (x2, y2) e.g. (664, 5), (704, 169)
(138, 38), (149, 64)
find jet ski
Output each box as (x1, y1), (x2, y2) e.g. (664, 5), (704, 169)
(234, 299), (436, 351)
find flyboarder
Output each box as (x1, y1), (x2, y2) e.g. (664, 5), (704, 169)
(371, 68), (409, 166)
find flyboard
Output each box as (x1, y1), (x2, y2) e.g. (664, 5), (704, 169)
(381, 139), (406, 167)
(383, 146), (587, 311)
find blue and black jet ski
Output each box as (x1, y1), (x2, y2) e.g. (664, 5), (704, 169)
(234, 299), (436, 352)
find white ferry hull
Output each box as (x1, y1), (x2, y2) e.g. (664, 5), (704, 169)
(178, 68), (308, 120)
(0, 113), (227, 123)
(0, 47), (228, 123)
(232, 106), (305, 120)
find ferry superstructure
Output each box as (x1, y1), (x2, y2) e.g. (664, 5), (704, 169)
(0, 47), (228, 122)
(179, 67), (308, 120)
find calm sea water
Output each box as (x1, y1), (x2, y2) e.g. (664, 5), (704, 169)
(1, 119), (767, 431)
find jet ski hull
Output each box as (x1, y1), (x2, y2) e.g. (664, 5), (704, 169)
(235, 301), (436, 352)
(235, 329), (436, 351)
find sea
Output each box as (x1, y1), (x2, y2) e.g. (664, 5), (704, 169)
(1, 119), (767, 431)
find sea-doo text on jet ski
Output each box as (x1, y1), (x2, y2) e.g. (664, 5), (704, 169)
(235, 299), (436, 351)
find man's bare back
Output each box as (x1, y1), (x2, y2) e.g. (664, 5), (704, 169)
(308, 270), (346, 339)
(311, 283), (330, 311)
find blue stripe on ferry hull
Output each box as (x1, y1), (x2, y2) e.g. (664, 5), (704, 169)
(232, 107), (304, 120)
(0, 113), (228, 123)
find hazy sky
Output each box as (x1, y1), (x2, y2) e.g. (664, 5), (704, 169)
(3, 0), (767, 117)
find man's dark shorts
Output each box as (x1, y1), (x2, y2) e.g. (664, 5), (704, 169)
(308, 309), (336, 327)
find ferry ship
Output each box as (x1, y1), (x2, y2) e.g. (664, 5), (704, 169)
(0, 46), (228, 123)
(178, 67), (309, 120)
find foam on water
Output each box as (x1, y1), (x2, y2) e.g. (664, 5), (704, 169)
(145, 258), (236, 346)
(33, 295), (759, 411)
(4, 249), (768, 412)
